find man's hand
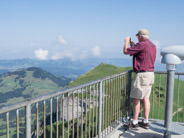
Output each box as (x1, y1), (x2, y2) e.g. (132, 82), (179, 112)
(124, 36), (130, 44)
(123, 36), (130, 55)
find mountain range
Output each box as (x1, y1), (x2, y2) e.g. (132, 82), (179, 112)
(0, 62), (132, 107)
(0, 58), (182, 80)
(0, 58), (133, 79)
(0, 67), (71, 107)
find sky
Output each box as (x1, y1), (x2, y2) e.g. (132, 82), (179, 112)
(0, 0), (184, 61)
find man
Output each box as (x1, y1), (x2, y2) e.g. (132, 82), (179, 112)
(123, 29), (156, 129)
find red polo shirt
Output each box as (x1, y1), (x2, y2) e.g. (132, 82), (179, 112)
(127, 39), (156, 72)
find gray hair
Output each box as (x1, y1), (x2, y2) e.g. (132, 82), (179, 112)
(141, 34), (149, 39)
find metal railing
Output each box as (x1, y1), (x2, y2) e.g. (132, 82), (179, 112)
(0, 71), (131, 138)
(1, 70), (184, 138)
(148, 71), (184, 123)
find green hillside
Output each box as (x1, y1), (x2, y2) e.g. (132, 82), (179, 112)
(69, 63), (131, 87)
(0, 67), (71, 107)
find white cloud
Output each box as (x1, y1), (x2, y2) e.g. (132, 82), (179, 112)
(51, 49), (89, 61)
(91, 46), (101, 57)
(58, 35), (68, 45)
(51, 49), (76, 61)
(34, 49), (48, 60)
(152, 40), (162, 62)
(152, 40), (161, 49)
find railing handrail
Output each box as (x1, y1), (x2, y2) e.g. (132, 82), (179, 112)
(155, 71), (184, 75)
(0, 70), (131, 114)
(2, 70), (183, 114)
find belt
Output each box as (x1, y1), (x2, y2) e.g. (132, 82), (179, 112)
(135, 70), (149, 74)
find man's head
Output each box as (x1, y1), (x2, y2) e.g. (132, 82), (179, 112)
(136, 29), (149, 42)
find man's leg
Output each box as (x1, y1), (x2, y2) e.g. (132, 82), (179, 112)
(143, 97), (150, 120)
(138, 97), (150, 129)
(132, 98), (140, 121)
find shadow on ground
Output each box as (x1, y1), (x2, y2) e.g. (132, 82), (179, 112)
(118, 126), (163, 138)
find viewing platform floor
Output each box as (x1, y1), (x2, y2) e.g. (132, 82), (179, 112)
(107, 119), (184, 138)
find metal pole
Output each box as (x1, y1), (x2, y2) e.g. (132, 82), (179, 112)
(26, 104), (31, 138)
(98, 81), (103, 138)
(127, 71), (132, 116)
(164, 64), (176, 138)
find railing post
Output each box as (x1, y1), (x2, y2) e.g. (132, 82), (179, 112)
(127, 70), (132, 116)
(98, 81), (103, 138)
(164, 65), (176, 138)
(26, 104), (31, 138)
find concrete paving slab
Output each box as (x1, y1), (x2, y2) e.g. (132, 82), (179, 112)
(107, 119), (184, 138)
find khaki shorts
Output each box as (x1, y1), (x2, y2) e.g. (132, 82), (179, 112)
(130, 72), (154, 99)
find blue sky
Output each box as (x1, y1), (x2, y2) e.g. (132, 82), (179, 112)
(0, 0), (184, 60)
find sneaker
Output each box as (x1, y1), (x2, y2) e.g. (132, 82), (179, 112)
(130, 122), (139, 130)
(131, 123), (139, 130)
(138, 120), (149, 129)
(123, 119), (139, 130)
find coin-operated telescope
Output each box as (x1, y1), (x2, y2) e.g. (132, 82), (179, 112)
(161, 46), (184, 138)
(161, 46), (184, 66)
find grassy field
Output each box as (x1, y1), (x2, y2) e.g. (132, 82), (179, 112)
(0, 67), (69, 107)
(69, 63), (131, 87)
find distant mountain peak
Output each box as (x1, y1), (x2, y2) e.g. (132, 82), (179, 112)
(69, 63), (131, 87)
(27, 67), (42, 71)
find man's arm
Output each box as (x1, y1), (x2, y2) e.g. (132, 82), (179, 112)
(123, 37), (130, 55)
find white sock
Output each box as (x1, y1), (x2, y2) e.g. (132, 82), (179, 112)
(132, 120), (138, 125)
(143, 119), (149, 123)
